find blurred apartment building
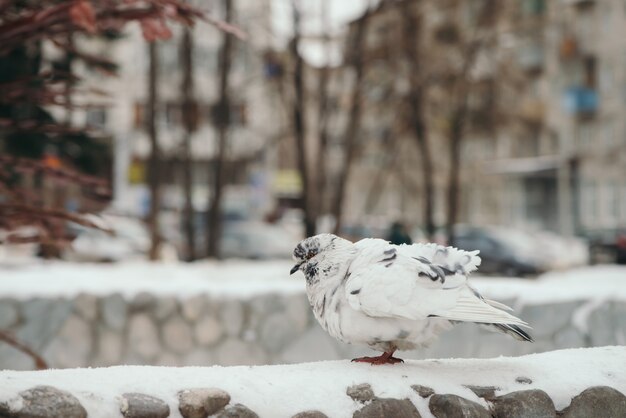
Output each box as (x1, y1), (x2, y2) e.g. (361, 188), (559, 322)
(336, 0), (626, 240)
(74, 0), (287, 229)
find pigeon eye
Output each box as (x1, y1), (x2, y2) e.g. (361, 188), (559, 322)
(306, 251), (316, 260)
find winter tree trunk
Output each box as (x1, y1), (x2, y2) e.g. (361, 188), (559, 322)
(315, 0), (331, 220)
(331, 13), (367, 236)
(402, 0), (436, 241)
(291, 1), (316, 237)
(181, 28), (196, 261)
(146, 42), (162, 260)
(206, 0), (234, 258)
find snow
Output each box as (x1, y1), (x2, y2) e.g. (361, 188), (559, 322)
(0, 346), (624, 418)
(0, 260), (624, 305)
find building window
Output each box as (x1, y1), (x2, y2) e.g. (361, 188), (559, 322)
(86, 108), (107, 129)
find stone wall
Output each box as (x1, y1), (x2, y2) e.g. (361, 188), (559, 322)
(2, 383), (626, 418)
(0, 291), (625, 370)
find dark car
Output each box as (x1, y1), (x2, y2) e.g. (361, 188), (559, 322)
(452, 227), (544, 277)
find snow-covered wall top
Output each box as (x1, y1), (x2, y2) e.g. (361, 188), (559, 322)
(1, 347), (625, 418)
(0, 262), (625, 304)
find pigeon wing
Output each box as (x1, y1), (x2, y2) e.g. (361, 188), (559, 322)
(345, 239), (528, 327)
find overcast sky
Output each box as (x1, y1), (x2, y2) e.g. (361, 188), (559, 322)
(271, 0), (369, 66)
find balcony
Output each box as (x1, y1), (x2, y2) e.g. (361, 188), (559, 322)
(563, 87), (598, 116)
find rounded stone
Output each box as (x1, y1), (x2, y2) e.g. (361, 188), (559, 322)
(215, 339), (267, 366)
(153, 296), (179, 321)
(101, 293), (128, 331)
(127, 314), (160, 360)
(353, 398), (421, 418)
(94, 327), (123, 366)
(560, 386), (626, 418)
(292, 412), (329, 418)
(178, 388), (231, 418)
(6, 385), (87, 418)
(219, 301), (245, 337)
(411, 385), (435, 398)
(429, 394), (490, 418)
(0, 300), (19, 329)
(493, 390), (556, 418)
(285, 295), (311, 332)
(260, 312), (297, 353)
(130, 292), (156, 312)
(215, 403), (259, 418)
(42, 314), (92, 368)
(121, 393), (170, 418)
(346, 383), (375, 403)
(73, 293), (98, 321)
(182, 295), (208, 322)
(162, 316), (194, 354)
(194, 316), (223, 347)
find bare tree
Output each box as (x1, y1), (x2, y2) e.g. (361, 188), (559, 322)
(206, 0), (234, 258)
(401, 0), (436, 241)
(290, 0), (316, 237)
(315, 0), (331, 221)
(331, 12), (368, 235)
(181, 27), (196, 261)
(146, 41), (162, 260)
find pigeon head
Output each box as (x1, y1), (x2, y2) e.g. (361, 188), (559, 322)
(290, 234), (352, 282)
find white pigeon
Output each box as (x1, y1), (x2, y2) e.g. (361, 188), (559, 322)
(290, 233), (532, 365)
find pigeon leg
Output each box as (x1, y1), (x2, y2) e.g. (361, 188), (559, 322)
(351, 350), (404, 365)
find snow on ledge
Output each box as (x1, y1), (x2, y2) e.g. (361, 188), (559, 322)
(0, 346), (625, 417)
(0, 261), (625, 305)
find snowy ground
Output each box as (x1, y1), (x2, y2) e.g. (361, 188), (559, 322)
(0, 260), (624, 304)
(0, 346), (624, 417)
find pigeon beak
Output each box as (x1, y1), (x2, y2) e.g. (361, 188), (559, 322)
(290, 263), (302, 275)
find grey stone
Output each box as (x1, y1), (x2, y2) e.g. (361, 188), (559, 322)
(0, 300), (19, 329)
(94, 327), (123, 366)
(215, 403), (259, 418)
(155, 352), (181, 366)
(515, 376), (533, 385)
(587, 304), (616, 346)
(464, 385), (498, 400)
(0, 385), (87, 418)
(220, 301), (245, 337)
(553, 327), (585, 349)
(429, 394), (490, 418)
(353, 398), (421, 418)
(280, 327), (340, 363)
(520, 301), (582, 338)
(153, 296), (178, 321)
(194, 316), (223, 347)
(182, 295), (207, 322)
(560, 386), (626, 418)
(183, 349), (215, 366)
(42, 314), (92, 368)
(613, 302), (626, 345)
(127, 314), (160, 360)
(0, 344), (38, 370)
(346, 383), (375, 403)
(130, 292), (156, 312)
(101, 293), (128, 331)
(18, 298), (72, 351)
(411, 385), (435, 398)
(178, 388), (231, 418)
(215, 339), (267, 366)
(285, 295), (311, 332)
(162, 316), (194, 354)
(121, 393), (169, 418)
(292, 412), (328, 418)
(73, 293), (98, 321)
(260, 312), (298, 353)
(493, 390), (556, 418)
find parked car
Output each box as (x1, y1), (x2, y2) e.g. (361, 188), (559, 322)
(220, 220), (299, 259)
(452, 226), (546, 277)
(65, 214), (178, 262)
